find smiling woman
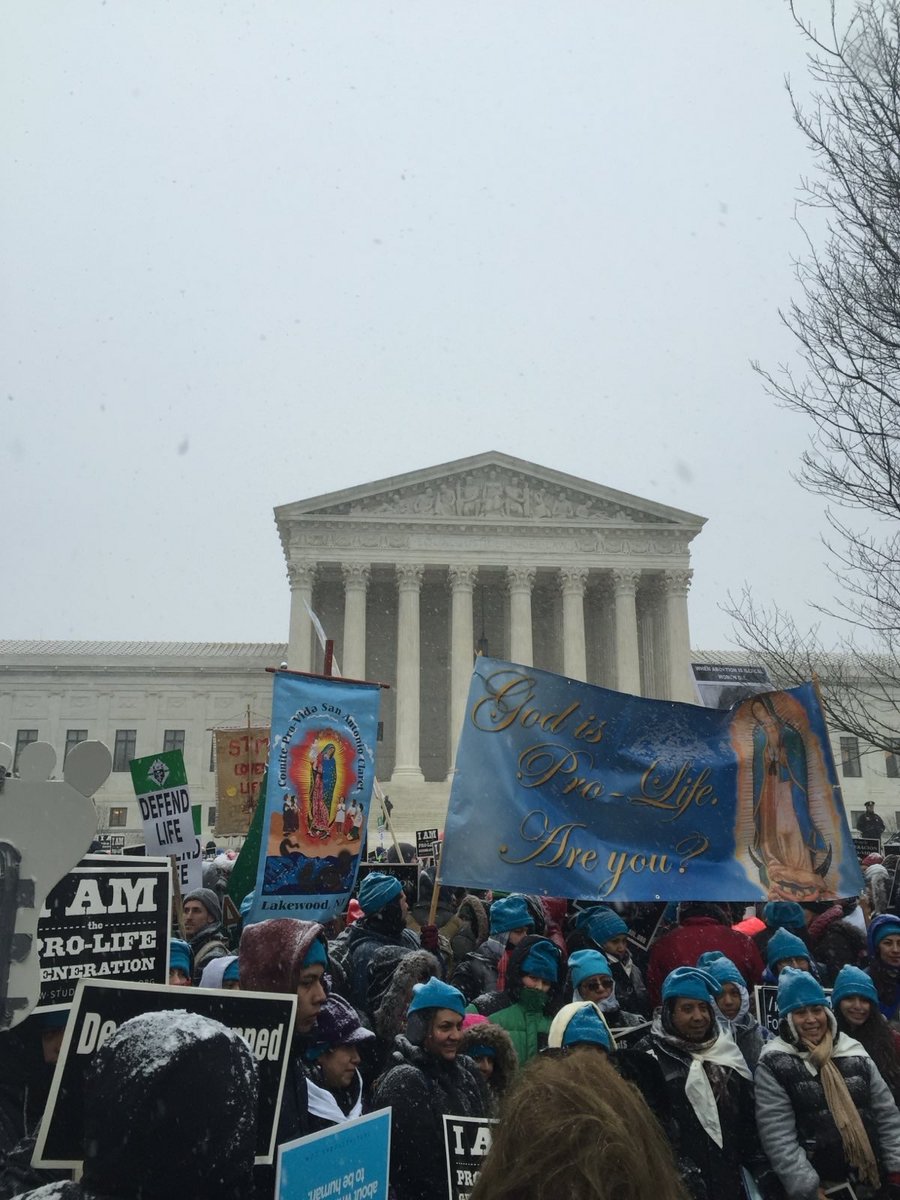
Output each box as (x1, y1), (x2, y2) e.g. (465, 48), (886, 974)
(371, 979), (489, 1200)
(756, 968), (900, 1198)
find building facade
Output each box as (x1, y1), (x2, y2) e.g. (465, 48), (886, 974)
(8, 454), (894, 845)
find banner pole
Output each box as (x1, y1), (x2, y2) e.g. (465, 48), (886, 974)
(171, 860), (186, 940)
(373, 778), (403, 861)
(428, 840), (444, 926)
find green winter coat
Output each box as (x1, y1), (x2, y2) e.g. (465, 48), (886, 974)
(485, 985), (552, 1065)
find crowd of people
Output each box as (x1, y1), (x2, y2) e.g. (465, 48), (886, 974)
(6, 862), (900, 1199)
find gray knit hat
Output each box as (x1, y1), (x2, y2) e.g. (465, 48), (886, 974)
(184, 887), (222, 926)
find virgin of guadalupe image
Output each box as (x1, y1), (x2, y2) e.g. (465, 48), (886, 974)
(307, 742), (337, 840)
(733, 693), (835, 901)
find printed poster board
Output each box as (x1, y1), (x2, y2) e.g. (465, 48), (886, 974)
(34, 978), (296, 1168)
(276, 1108), (390, 1200)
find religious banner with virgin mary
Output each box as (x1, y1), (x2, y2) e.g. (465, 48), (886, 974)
(248, 671), (381, 924)
(441, 658), (862, 903)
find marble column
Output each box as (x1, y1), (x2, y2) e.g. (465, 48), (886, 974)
(507, 566), (535, 667)
(612, 568), (641, 695)
(287, 562), (317, 672)
(448, 565), (478, 777)
(663, 568), (695, 702)
(559, 568), (588, 681)
(341, 562), (370, 679)
(392, 563), (425, 782)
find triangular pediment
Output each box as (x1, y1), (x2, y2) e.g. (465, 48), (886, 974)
(275, 452), (705, 530)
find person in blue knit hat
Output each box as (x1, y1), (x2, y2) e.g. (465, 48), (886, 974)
(451, 894), (534, 1003)
(168, 937), (193, 986)
(833, 964), (900, 1105)
(566, 948), (645, 1031)
(328, 871), (420, 1012)
(753, 900), (808, 961)
(466, 936), (562, 1065)
(636, 967), (775, 1199)
(548, 1000), (614, 1054)
(696, 951), (769, 1070)
(371, 977), (488, 1200)
(867, 913), (900, 1023)
(569, 905), (651, 1018)
(756, 968), (900, 1198)
(764, 926), (814, 982)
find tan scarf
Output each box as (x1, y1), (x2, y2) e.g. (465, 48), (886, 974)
(807, 1027), (880, 1189)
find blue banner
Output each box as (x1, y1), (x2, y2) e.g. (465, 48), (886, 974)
(250, 673), (381, 924)
(277, 1109), (390, 1200)
(441, 659), (863, 903)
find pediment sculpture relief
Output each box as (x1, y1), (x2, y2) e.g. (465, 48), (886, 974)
(317, 470), (666, 523)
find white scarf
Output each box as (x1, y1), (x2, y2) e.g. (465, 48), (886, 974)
(306, 1071), (364, 1123)
(652, 1019), (752, 1149)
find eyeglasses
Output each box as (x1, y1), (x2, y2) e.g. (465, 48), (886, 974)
(580, 977), (613, 994)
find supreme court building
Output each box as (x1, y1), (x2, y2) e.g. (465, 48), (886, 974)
(276, 451), (706, 823)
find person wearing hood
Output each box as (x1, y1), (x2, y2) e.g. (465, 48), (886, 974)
(756, 968), (900, 1199)
(451, 894), (534, 1003)
(567, 949), (645, 1030)
(449, 893), (491, 965)
(182, 887), (230, 985)
(239, 917), (329, 1196)
(867, 914), (900, 1022)
(328, 873), (420, 1012)
(833, 965), (900, 1106)
(636, 967), (776, 1200)
(198, 954), (240, 990)
(12, 1010), (259, 1200)
(800, 900), (867, 987)
(371, 979), (489, 1200)
(467, 936), (562, 1064)
(370, 947), (442, 1073)
(863, 853), (892, 915)
(304, 993), (375, 1133)
(457, 1014), (518, 1114)
(567, 905), (651, 1018)
(696, 951), (769, 1071)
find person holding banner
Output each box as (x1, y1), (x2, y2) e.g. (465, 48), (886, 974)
(330, 872), (420, 1012)
(371, 978), (489, 1200)
(637, 967), (776, 1200)
(756, 968), (900, 1199)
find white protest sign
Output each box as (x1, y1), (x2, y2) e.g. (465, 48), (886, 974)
(129, 750), (202, 891)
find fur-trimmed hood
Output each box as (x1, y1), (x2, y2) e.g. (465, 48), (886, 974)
(456, 895), (490, 945)
(374, 949), (441, 1042)
(457, 1021), (519, 1094)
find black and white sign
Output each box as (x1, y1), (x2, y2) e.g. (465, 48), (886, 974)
(34, 978), (296, 1168)
(416, 828), (440, 863)
(753, 985), (780, 1036)
(691, 663), (773, 710)
(854, 837), (882, 862)
(625, 903), (667, 953)
(35, 855), (171, 1012)
(443, 1115), (498, 1200)
(355, 861), (419, 899)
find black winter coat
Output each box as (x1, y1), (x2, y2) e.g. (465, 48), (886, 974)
(450, 939), (503, 1004)
(370, 1036), (489, 1200)
(638, 1032), (775, 1200)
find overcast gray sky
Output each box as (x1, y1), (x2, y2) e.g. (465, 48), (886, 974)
(3, 0), (851, 651)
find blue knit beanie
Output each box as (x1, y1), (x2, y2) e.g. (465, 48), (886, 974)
(777, 967), (830, 1016)
(569, 949), (613, 990)
(358, 872), (403, 914)
(302, 938), (328, 968)
(169, 938), (192, 977)
(870, 914), (900, 951)
(407, 978), (467, 1016)
(490, 895), (535, 935)
(661, 967), (722, 1003)
(831, 965), (879, 1008)
(766, 927), (810, 970)
(562, 1005), (612, 1051)
(696, 951), (744, 989)
(764, 901), (806, 932)
(240, 890), (255, 919)
(223, 958), (240, 984)
(577, 906), (628, 946)
(519, 940), (562, 984)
